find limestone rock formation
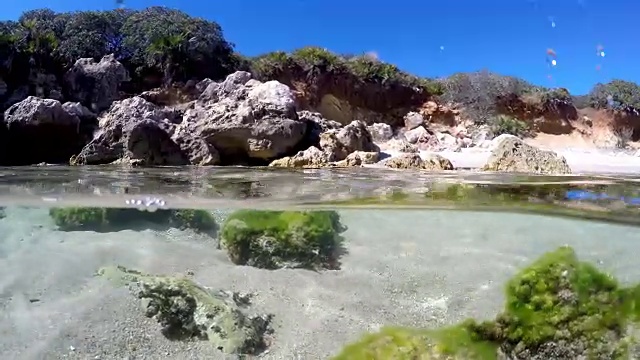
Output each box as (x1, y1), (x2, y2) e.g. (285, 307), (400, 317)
(319, 120), (379, 162)
(64, 54), (130, 112)
(2, 96), (94, 165)
(71, 72), (316, 166)
(382, 153), (454, 171)
(482, 135), (572, 174)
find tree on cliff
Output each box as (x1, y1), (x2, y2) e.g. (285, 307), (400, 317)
(589, 79), (640, 112)
(438, 70), (535, 124)
(0, 7), (238, 96)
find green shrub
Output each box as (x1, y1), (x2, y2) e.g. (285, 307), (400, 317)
(588, 80), (640, 111)
(49, 207), (217, 233)
(250, 46), (443, 96)
(488, 114), (531, 138)
(219, 210), (346, 270)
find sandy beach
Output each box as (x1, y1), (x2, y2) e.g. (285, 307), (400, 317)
(1, 205), (639, 360)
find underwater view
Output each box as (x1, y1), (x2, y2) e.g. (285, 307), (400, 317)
(2, 0), (640, 359)
(0, 167), (639, 359)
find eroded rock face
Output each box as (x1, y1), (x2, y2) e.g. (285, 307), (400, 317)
(482, 135), (572, 174)
(72, 72), (316, 166)
(97, 266), (273, 356)
(71, 96), (185, 166)
(2, 96), (93, 165)
(319, 120), (379, 162)
(183, 76), (308, 164)
(64, 54), (130, 112)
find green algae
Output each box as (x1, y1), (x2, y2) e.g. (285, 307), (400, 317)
(332, 325), (497, 360)
(96, 265), (272, 355)
(219, 209), (347, 270)
(49, 207), (217, 233)
(466, 246), (640, 359)
(333, 246), (640, 359)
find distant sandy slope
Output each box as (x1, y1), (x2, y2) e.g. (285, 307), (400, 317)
(1, 207), (640, 359)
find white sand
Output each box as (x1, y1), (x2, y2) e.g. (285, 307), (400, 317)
(429, 147), (640, 174)
(1, 206), (639, 359)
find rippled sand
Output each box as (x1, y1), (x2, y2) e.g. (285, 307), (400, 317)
(0, 207), (638, 359)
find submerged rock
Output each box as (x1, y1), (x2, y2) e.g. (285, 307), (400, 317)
(333, 246), (640, 359)
(220, 210), (347, 270)
(332, 325), (496, 360)
(467, 246), (640, 360)
(97, 266), (273, 356)
(49, 207), (217, 234)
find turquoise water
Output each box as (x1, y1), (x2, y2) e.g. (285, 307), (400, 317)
(1, 166), (640, 359)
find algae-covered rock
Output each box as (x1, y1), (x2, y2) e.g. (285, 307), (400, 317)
(49, 207), (217, 233)
(333, 246), (640, 360)
(467, 246), (640, 359)
(97, 266), (273, 356)
(220, 210), (347, 270)
(332, 325), (497, 360)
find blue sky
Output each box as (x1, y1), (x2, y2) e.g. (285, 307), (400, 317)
(3, 0), (639, 94)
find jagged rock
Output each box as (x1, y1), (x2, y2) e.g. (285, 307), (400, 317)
(298, 110), (343, 147)
(319, 120), (379, 161)
(403, 126), (430, 144)
(482, 135), (572, 174)
(367, 122), (394, 142)
(73, 72), (313, 165)
(383, 153), (453, 170)
(198, 71), (253, 103)
(403, 111), (424, 130)
(64, 54), (130, 112)
(71, 96), (186, 165)
(269, 146), (330, 168)
(380, 138), (418, 153)
(97, 266), (273, 356)
(2, 96), (88, 165)
(184, 74), (308, 163)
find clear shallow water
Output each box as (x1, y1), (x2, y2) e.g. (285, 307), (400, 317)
(1, 166), (640, 359)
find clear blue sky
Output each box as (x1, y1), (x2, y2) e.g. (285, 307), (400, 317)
(3, 0), (639, 94)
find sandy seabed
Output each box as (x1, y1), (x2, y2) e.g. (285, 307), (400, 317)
(0, 206), (639, 360)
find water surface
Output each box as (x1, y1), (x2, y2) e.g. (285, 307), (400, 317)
(0, 166), (639, 359)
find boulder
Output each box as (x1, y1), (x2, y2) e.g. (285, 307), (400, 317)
(2, 96), (88, 165)
(64, 54), (130, 112)
(482, 135), (572, 174)
(319, 120), (379, 161)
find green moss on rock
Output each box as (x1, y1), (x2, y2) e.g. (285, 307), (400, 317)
(220, 210), (347, 270)
(467, 246), (640, 359)
(96, 266), (273, 355)
(49, 207), (217, 233)
(332, 325), (497, 360)
(333, 246), (640, 359)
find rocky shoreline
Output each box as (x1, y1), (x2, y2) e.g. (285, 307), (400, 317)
(2, 6), (640, 360)
(0, 8), (639, 169)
